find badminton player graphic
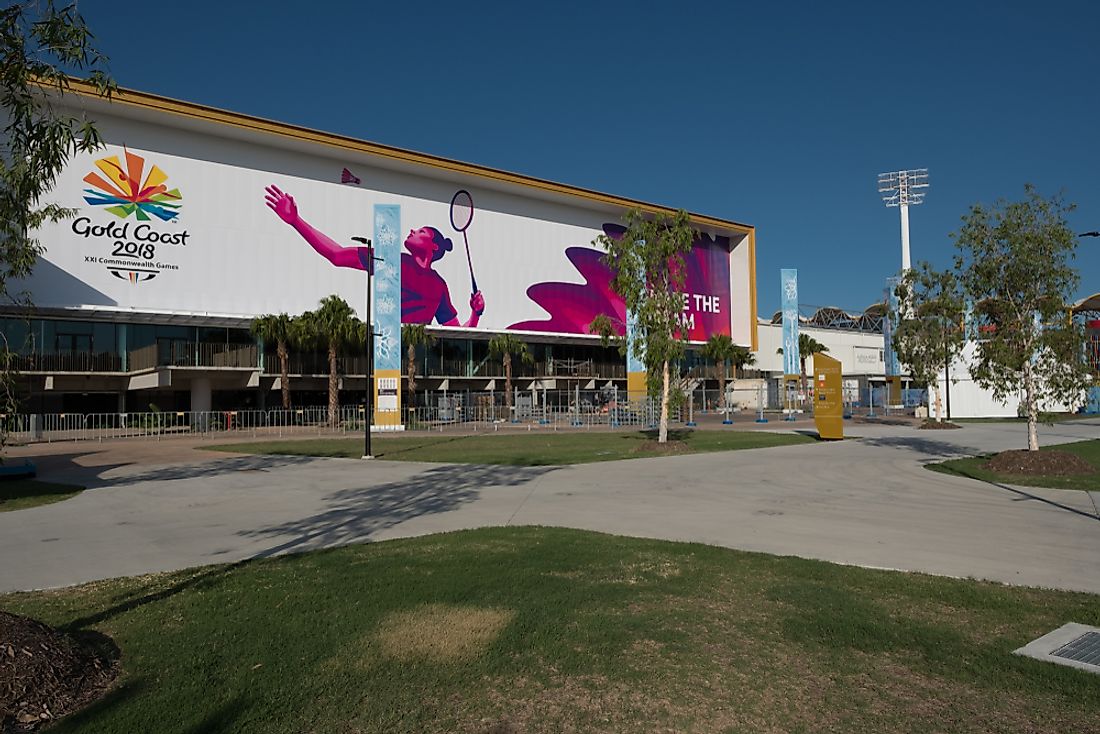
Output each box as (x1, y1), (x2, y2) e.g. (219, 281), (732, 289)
(264, 185), (484, 326)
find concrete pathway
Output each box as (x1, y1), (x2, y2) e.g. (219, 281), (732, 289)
(2, 420), (1098, 593)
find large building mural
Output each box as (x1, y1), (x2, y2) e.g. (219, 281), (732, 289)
(27, 137), (754, 347)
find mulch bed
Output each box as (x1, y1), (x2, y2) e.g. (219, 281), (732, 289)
(919, 420), (962, 430)
(1, 612), (119, 732)
(984, 449), (1096, 477)
(635, 439), (691, 455)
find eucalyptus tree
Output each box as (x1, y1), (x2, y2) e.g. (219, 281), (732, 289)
(590, 208), (695, 443)
(953, 185), (1090, 449)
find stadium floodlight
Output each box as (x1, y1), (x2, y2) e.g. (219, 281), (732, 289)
(878, 168), (929, 272)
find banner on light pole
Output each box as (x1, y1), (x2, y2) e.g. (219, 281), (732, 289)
(781, 269), (800, 378)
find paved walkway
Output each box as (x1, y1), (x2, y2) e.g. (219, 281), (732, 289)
(2, 420), (1098, 593)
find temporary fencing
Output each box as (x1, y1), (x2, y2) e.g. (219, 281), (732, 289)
(1, 391), (684, 444)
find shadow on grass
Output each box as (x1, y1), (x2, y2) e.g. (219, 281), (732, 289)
(0, 478), (83, 509)
(238, 463), (558, 558)
(373, 433), (481, 460)
(62, 563), (246, 631)
(47, 678), (146, 733)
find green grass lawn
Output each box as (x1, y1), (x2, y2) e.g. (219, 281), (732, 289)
(2, 527), (1097, 733)
(926, 438), (1100, 491)
(0, 478), (84, 512)
(206, 429), (815, 466)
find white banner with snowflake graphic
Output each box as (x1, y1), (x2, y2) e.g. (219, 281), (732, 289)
(372, 204), (401, 372)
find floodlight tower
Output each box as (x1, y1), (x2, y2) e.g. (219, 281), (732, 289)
(878, 168), (929, 272)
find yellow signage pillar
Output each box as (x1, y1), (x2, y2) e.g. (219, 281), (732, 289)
(813, 352), (843, 440)
(373, 371), (402, 429)
(886, 375), (903, 406)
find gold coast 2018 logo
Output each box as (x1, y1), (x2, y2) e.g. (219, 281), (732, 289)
(77, 151), (188, 283)
(83, 150), (182, 221)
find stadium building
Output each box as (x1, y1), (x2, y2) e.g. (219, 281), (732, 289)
(10, 81), (777, 424)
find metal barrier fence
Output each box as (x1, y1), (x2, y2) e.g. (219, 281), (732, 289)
(0, 396), (684, 444)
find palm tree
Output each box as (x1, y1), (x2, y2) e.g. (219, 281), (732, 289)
(401, 324), (436, 406)
(776, 333), (829, 396)
(701, 335), (756, 418)
(488, 333), (534, 419)
(250, 313), (295, 409)
(297, 295), (363, 425)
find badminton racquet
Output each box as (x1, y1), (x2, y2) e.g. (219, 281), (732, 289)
(450, 189), (477, 295)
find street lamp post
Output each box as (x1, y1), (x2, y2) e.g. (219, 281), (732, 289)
(352, 237), (382, 460)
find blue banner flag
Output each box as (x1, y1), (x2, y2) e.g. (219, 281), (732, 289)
(781, 269), (800, 377)
(372, 204), (401, 373)
(883, 277), (901, 378)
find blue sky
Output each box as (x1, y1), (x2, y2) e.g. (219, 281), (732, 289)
(78, 1), (1100, 315)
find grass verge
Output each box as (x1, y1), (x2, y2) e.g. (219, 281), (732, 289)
(926, 438), (1100, 491)
(205, 429), (815, 466)
(2, 527), (1097, 733)
(0, 478), (84, 512)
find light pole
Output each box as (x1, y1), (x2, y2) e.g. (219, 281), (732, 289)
(878, 169), (929, 272)
(351, 237), (382, 460)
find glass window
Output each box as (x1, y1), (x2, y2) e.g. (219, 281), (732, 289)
(0, 318), (30, 354)
(92, 322), (116, 355)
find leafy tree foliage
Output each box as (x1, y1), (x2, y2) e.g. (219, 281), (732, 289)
(401, 324), (435, 404)
(297, 296), (363, 424)
(592, 208), (694, 443)
(953, 185), (1090, 449)
(701, 334), (755, 414)
(251, 313), (295, 409)
(892, 264), (965, 421)
(776, 333), (828, 397)
(0, 2), (114, 439)
(488, 333), (533, 417)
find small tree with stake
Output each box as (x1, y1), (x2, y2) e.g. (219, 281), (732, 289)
(953, 185), (1091, 450)
(591, 208), (694, 443)
(488, 333), (533, 420)
(892, 263), (965, 422)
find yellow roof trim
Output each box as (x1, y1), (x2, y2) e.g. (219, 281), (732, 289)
(61, 79), (754, 236)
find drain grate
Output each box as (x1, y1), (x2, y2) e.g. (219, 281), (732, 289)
(1015, 623), (1100, 675)
(1051, 631), (1100, 666)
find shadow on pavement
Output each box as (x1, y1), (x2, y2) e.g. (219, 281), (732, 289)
(984, 481), (1099, 523)
(82, 454), (321, 488)
(239, 463), (557, 558)
(858, 435), (986, 459)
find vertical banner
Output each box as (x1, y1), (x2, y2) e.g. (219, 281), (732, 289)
(883, 276), (902, 405)
(883, 277), (901, 378)
(964, 298), (976, 341)
(626, 310), (647, 401)
(780, 269), (800, 378)
(372, 204), (402, 429)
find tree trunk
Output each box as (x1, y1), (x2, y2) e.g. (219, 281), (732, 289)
(1024, 363), (1039, 451)
(504, 353), (512, 417)
(800, 356), (807, 406)
(723, 362), (730, 416)
(277, 339), (290, 409)
(406, 344), (416, 404)
(658, 358), (670, 443)
(328, 343), (339, 427)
